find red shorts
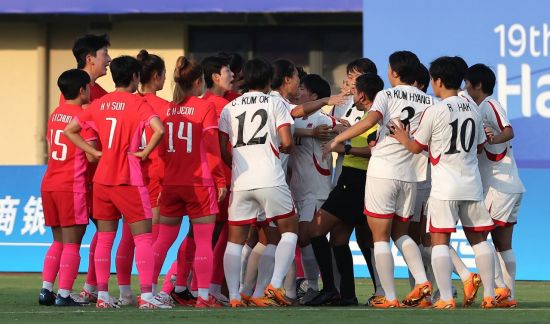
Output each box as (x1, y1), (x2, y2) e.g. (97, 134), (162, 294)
(160, 185), (219, 219)
(147, 176), (162, 208)
(42, 191), (89, 227)
(93, 183), (153, 223)
(217, 187), (230, 222)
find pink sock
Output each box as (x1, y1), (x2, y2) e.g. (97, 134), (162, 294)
(152, 224), (180, 285)
(115, 222), (135, 286)
(59, 243), (81, 291)
(85, 232), (98, 286)
(210, 222), (227, 285)
(152, 223), (160, 243)
(162, 261), (178, 294)
(191, 267), (198, 292)
(295, 247), (305, 278)
(42, 241), (63, 284)
(95, 232), (116, 292)
(194, 224), (215, 291)
(133, 232), (154, 294)
(176, 236), (196, 287)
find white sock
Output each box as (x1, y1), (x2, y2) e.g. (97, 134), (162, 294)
(175, 285), (187, 293)
(209, 283), (221, 296)
(371, 248), (384, 296)
(421, 245), (436, 288)
(489, 244), (507, 288)
(84, 283), (97, 293)
(472, 241), (495, 298)
(119, 285), (132, 298)
(497, 249), (516, 298)
(431, 245), (453, 301)
(449, 245), (471, 282)
(331, 249), (341, 293)
(253, 244), (276, 297)
(141, 292), (153, 301)
(301, 245), (319, 291)
(241, 243), (265, 296)
(98, 291), (110, 301)
(283, 261), (297, 299)
(270, 232), (298, 288)
(395, 235), (428, 284)
(240, 244), (253, 287)
(374, 241), (396, 301)
(198, 288), (209, 300)
(58, 288), (70, 298)
(224, 242), (244, 301)
(42, 281), (54, 291)
(191, 290), (198, 298)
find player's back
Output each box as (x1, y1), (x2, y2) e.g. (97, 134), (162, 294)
(369, 84), (435, 182)
(219, 91), (292, 191)
(203, 91), (230, 119)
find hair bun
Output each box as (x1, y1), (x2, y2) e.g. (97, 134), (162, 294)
(137, 49), (149, 62)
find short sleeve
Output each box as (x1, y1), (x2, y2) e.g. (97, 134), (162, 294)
(477, 114), (487, 145)
(75, 107), (94, 129)
(274, 98), (294, 130)
(485, 99), (511, 131)
(82, 127), (98, 142)
(218, 107), (231, 135)
(138, 101), (157, 126)
(202, 103), (219, 131)
(413, 106), (434, 147)
(370, 89), (389, 121)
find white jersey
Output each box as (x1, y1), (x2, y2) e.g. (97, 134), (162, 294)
(331, 95), (364, 125)
(413, 96), (486, 201)
(368, 84), (435, 182)
(270, 90), (296, 173)
(219, 91), (294, 191)
(289, 111), (335, 200)
(413, 151), (431, 189)
(477, 97), (525, 194)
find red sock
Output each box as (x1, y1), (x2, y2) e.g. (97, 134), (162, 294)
(152, 223), (160, 243)
(194, 224), (215, 291)
(115, 222), (135, 286)
(176, 236), (195, 287)
(85, 232), (98, 286)
(42, 241), (63, 284)
(210, 222), (227, 285)
(152, 224), (180, 285)
(133, 232), (154, 294)
(95, 232), (116, 292)
(59, 243), (81, 291)
(161, 261), (177, 294)
(295, 246), (305, 278)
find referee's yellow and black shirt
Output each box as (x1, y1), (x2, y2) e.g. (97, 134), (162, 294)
(342, 113), (378, 171)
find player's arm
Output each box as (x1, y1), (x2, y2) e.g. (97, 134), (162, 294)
(85, 140), (99, 163)
(218, 132), (232, 168)
(485, 126), (514, 145)
(278, 125), (293, 154)
(294, 125), (334, 142)
(322, 111), (381, 158)
(388, 120), (424, 154)
(329, 143), (372, 158)
(133, 117), (165, 161)
(64, 120), (102, 160)
(204, 128), (227, 202)
(290, 93), (346, 118)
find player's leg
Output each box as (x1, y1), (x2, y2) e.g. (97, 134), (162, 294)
(251, 225), (279, 301)
(115, 221), (135, 304)
(152, 216), (182, 297)
(80, 189), (98, 302)
(330, 222), (357, 305)
(297, 202), (320, 302)
(95, 219), (119, 308)
(210, 187), (230, 303)
(40, 191), (63, 306)
(355, 223), (376, 293)
(57, 224), (87, 305)
(172, 226), (196, 305)
(240, 228), (265, 301)
(239, 227), (258, 289)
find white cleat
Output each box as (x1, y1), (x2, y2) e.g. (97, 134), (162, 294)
(118, 295), (136, 306)
(156, 291), (175, 307)
(210, 291), (230, 306)
(138, 295), (173, 309)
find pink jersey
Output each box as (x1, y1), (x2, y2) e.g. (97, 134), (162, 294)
(75, 91), (157, 186)
(41, 103), (97, 193)
(159, 96), (225, 188)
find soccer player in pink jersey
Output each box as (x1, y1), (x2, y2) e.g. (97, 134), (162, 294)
(64, 55), (168, 309)
(39, 69), (96, 306)
(152, 57), (227, 308)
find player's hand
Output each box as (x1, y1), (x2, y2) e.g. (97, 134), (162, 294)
(131, 150), (149, 161)
(338, 119), (351, 127)
(217, 187), (228, 203)
(387, 119), (409, 144)
(322, 139), (338, 160)
(313, 124), (334, 141)
(89, 149), (102, 161)
(332, 124), (347, 134)
(279, 144), (292, 154)
(327, 92), (348, 106)
(484, 126), (494, 144)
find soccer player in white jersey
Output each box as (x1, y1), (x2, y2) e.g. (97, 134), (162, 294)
(390, 56), (497, 309)
(324, 51), (432, 308)
(220, 58), (298, 307)
(465, 64), (524, 308)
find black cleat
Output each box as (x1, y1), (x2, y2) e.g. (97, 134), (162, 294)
(304, 289), (340, 306)
(170, 288), (197, 306)
(39, 288), (56, 306)
(296, 278), (307, 299)
(338, 296), (359, 306)
(55, 295), (87, 306)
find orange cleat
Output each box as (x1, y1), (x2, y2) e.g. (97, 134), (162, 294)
(417, 297), (433, 308)
(433, 299), (456, 309)
(371, 297), (400, 308)
(496, 298), (517, 308)
(229, 299), (246, 308)
(248, 296), (280, 307)
(195, 296), (222, 308)
(240, 293), (251, 306)
(494, 287), (511, 303)
(402, 281), (432, 307)
(481, 296), (497, 309)
(462, 273), (482, 307)
(264, 284), (291, 306)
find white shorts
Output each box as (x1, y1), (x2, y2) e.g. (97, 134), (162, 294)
(228, 186), (295, 226)
(364, 176), (416, 222)
(484, 188), (523, 227)
(412, 187), (430, 223)
(295, 198), (325, 223)
(427, 197), (494, 233)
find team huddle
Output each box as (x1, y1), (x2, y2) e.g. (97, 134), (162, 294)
(38, 33), (524, 310)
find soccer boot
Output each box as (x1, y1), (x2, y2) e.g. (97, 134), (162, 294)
(462, 273), (482, 307)
(494, 287), (511, 303)
(248, 296), (280, 307)
(296, 278), (307, 299)
(417, 297), (433, 308)
(402, 281), (432, 307)
(497, 299), (517, 308)
(299, 288), (319, 305)
(304, 289), (340, 306)
(54, 294), (86, 306)
(38, 288), (56, 306)
(138, 295), (173, 309)
(170, 288), (197, 306)
(118, 294), (136, 306)
(96, 296), (121, 309)
(264, 284), (291, 306)
(210, 291), (230, 306)
(371, 296), (400, 308)
(481, 296), (497, 309)
(195, 295), (222, 308)
(156, 291), (175, 307)
(365, 294), (385, 306)
(338, 296), (359, 306)
(230, 299), (246, 308)
(79, 289), (98, 303)
(432, 299), (456, 309)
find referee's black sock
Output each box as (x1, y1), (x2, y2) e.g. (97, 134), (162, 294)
(359, 244), (376, 291)
(332, 244), (356, 300)
(311, 235), (336, 292)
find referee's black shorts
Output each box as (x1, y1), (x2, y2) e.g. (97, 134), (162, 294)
(321, 166), (366, 227)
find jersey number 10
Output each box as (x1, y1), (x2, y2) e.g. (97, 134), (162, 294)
(445, 118), (476, 154)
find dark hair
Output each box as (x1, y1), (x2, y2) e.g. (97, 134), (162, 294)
(218, 52), (244, 75)
(452, 56), (469, 78)
(429, 56), (465, 90)
(173, 56), (203, 102)
(346, 58), (377, 75)
(110, 55), (141, 88)
(416, 63), (430, 93)
(389, 51), (420, 84)
(72, 34), (110, 69)
(57, 69), (91, 100)
(136, 49), (165, 85)
(271, 59), (297, 90)
(355, 73), (384, 102)
(242, 58), (273, 91)
(300, 74), (331, 99)
(201, 56), (230, 88)
(296, 66), (308, 80)
(465, 64), (496, 95)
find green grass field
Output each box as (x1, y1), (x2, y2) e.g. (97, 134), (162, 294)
(0, 274), (549, 323)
